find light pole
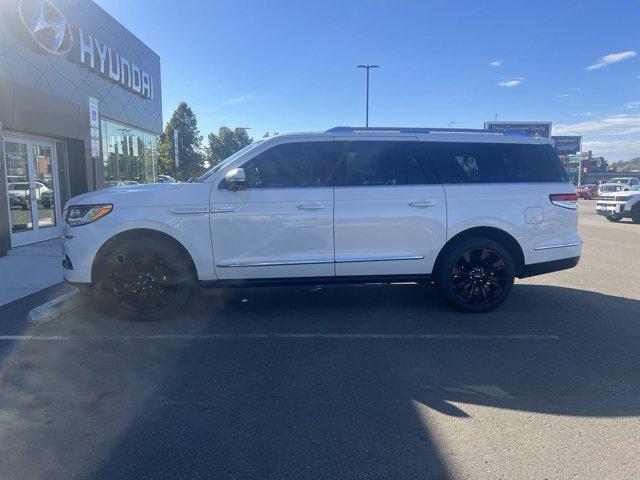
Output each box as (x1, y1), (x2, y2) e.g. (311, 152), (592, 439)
(356, 64), (379, 127)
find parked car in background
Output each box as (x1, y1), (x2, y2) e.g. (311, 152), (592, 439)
(62, 126), (582, 319)
(598, 177), (640, 195)
(158, 175), (177, 183)
(596, 184), (640, 223)
(576, 184), (598, 199)
(8, 191), (30, 210)
(8, 181), (49, 205)
(40, 190), (54, 209)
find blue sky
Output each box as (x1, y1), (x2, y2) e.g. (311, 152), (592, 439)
(95, 0), (640, 161)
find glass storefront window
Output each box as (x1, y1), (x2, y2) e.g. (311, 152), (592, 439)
(101, 119), (158, 187)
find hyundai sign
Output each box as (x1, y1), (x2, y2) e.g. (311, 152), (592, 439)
(551, 135), (581, 155)
(484, 121), (552, 138)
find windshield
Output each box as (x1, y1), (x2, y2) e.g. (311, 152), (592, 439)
(196, 140), (266, 182)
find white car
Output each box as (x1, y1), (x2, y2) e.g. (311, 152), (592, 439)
(596, 185), (640, 223)
(598, 177), (640, 195)
(62, 127), (582, 318)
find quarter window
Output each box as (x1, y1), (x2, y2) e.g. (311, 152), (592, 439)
(239, 142), (335, 188)
(334, 141), (436, 187)
(429, 142), (568, 183)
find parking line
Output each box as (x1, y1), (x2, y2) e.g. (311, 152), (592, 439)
(0, 333), (559, 341)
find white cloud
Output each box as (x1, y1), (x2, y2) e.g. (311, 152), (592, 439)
(489, 60), (502, 67)
(582, 140), (640, 162)
(228, 94), (270, 105)
(586, 50), (637, 70)
(497, 78), (524, 87)
(555, 114), (640, 135)
(623, 101), (640, 109)
(556, 94), (571, 98)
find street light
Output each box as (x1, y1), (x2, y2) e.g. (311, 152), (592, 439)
(356, 64), (379, 127)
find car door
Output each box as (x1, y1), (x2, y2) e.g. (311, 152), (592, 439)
(332, 137), (447, 277)
(210, 138), (337, 280)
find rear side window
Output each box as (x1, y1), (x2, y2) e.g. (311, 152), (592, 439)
(428, 142), (568, 183)
(238, 141), (336, 188)
(334, 141), (437, 187)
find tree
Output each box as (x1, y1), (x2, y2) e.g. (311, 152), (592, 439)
(615, 157), (640, 173)
(156, 102), (204, 180)
(205, 127), (253, 167)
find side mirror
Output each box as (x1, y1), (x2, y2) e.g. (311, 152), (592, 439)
(224, 168), (246, 190)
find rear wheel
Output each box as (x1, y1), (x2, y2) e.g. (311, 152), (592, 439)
(95, 238), (194, 320)
(436, 237), (515, 313)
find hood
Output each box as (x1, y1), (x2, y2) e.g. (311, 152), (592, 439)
(599, 190), (639, 199)
(64, 183), (186, 210)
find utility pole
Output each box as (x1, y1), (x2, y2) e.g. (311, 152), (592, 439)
(356, 64), (379, 127)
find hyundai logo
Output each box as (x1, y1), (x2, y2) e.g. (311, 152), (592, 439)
(18, 0), (73, 55)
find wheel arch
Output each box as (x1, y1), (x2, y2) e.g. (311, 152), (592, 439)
(433, 226), (526, 278)
(91, 228), (198, 284)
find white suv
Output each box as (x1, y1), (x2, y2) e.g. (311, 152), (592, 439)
(62, 127), (581, 318)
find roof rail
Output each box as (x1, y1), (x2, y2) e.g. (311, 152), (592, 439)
(326, 126), (530, 136)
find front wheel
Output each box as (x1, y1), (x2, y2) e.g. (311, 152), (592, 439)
(95, 238), (194, 320)
(436, 237), (515, 313)
(606, 215), (622, 223)
(631, 207), (640, 224)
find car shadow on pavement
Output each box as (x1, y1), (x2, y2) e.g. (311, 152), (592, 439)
(0, 283), (639, 479)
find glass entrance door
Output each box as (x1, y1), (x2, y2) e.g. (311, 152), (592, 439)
(3, 137), (61, 247)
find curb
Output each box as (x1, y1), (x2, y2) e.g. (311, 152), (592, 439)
(27, 289), (86, 323)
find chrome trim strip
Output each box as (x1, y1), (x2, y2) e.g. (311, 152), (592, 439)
(533, 242), (582, 251)
(336, 255), (425, 263)
(168, 206), (209, 215)
(217, 259), (334, 268)
(216, 255), (425, 268)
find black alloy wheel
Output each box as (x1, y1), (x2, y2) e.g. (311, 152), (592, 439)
(97, 239), (193, 320)
(437, 237), (515, 313)
(450, 248), (508, 307)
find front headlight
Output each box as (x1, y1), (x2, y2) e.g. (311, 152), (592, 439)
(65, 204), (113, 226)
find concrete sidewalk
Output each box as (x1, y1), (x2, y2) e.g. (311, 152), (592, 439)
(0, 239), (63, 307)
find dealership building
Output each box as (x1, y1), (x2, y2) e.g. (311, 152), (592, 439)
(0, 0), (162, 254)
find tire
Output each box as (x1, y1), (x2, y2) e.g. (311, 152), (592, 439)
(632, 206), (640, 224)
(436, 237), (515, 313)
(95, 238), (194, 320)
(606, 215), (622, 223)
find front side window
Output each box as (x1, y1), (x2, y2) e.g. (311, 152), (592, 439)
(429, 142), (568, 183)
(334, 141), (436, 187)
(238, 142), (335, 189)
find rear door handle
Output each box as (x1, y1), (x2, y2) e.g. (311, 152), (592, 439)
(211, 206), (241, 213)
(297, 203), (325, 211)
(409, 201), (435, 208)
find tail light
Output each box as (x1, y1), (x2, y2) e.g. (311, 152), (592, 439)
(549, 193), (578, 210)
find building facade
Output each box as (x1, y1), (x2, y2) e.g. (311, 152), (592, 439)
(0, 0), (162, 254)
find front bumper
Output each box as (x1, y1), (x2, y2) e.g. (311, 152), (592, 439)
(595, 200), (629, 216)
(62, 224), (102, 284)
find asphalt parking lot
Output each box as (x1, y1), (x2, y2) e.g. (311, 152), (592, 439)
(0, 200), (638, 480)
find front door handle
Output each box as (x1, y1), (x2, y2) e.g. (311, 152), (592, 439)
(409, 201), (435, 208)
(297, 203), (325, 211)
(211, 206), (241, 213)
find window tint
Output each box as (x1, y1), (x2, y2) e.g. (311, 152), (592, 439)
(429, 142), (568, 183)
(237, 142), (336, 188)
(334, 141), (436, 187)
